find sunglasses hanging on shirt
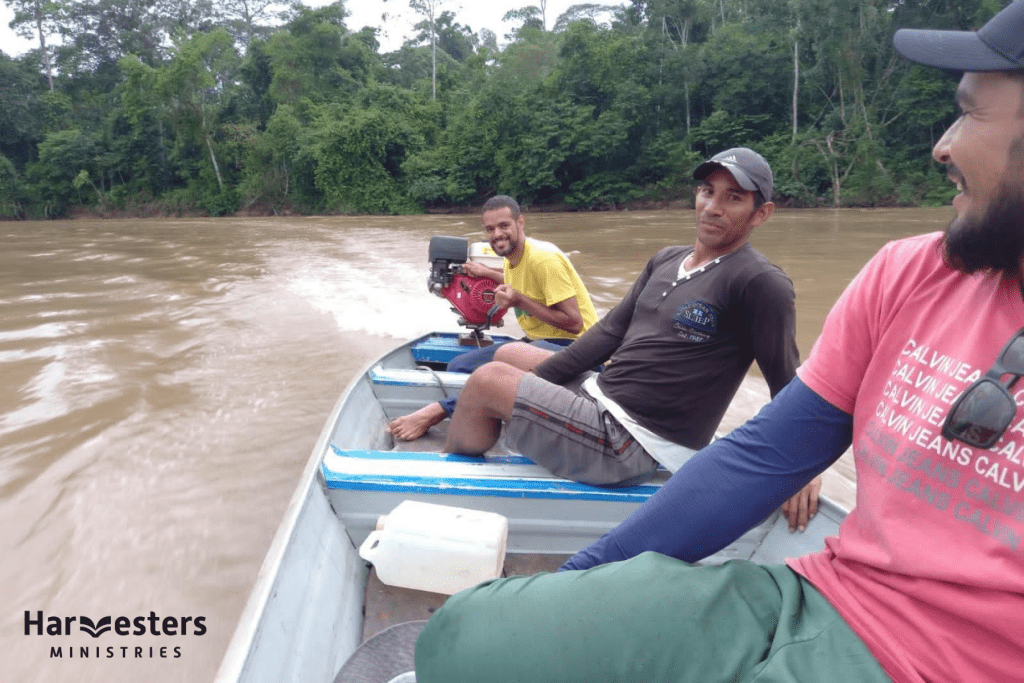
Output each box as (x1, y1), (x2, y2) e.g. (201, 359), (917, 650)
(941, 327), (1024, 449)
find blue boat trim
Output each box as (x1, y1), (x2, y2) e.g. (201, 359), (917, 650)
(410, 333), (517, 364)
(368, 368), (458, 388)
(322, 470), (659, 503)
(330, 445), (534, 466)
(332, 445), (669, 473)
(324, 446), (660, 502)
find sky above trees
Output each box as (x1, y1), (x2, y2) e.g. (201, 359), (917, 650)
(0, 0), (623, 56)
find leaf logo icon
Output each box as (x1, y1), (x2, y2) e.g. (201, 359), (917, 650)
(79, 616), (112, 638)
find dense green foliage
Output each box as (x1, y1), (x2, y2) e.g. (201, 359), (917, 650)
(0, 0), (1009, 218)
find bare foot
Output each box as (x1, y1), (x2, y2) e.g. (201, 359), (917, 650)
(387, 402), (448, 441)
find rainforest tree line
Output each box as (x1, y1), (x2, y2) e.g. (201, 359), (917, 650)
(0, 0), (1009, 218)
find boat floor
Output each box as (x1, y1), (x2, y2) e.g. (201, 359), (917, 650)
(364, 421), (570, 641)
(362, 553), (571, 642)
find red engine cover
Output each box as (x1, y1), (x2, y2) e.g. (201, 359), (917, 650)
(442, 274), (510, 325)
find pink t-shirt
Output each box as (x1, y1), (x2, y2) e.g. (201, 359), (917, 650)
(793, 232), (1024, 682)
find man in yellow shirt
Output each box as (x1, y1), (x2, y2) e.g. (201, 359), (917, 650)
(388, 195), (598, 440)
(478, 203), (597, 343)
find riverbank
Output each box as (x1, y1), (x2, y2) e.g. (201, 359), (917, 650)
(56, 196), (698, 220)
(10, 191), (934, 222)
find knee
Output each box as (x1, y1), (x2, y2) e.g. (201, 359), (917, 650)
(463, 361), (519, 395)
(493, 341), (532, 364)
(494, 340), (555, 372)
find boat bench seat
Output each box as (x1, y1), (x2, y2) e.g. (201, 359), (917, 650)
(322, 447), (668, 504)
(407, 332), (518, 366)
(350, 332), (669, 504)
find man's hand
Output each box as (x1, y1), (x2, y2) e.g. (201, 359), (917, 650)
(462, 261), (504, 282)
(780, 475), (822, 532)
(491, 285), (583, 335)
(493, 284), (520, 309)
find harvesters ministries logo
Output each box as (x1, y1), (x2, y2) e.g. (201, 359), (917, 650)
(24, 610), (207, 660)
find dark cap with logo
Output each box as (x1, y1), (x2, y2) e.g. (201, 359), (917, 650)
(893, 0), (1024, 72)
(693, 148), (773, 203)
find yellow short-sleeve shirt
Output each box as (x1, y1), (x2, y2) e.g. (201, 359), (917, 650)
(504, 239), (598, 340)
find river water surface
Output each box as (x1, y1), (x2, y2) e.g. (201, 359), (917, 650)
(0, 208), (952, 682)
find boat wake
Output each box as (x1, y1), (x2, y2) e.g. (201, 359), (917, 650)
(277, 233), (464, 340)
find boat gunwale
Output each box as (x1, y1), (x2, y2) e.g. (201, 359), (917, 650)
(213, 335), (422, 682)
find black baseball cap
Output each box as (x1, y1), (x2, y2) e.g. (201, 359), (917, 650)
(693, 148), (773, 202)
(893, 1), (1024, 72)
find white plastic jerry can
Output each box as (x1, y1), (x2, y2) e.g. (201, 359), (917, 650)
(468, 242), (505, 270)
(358, 500), (509, 595)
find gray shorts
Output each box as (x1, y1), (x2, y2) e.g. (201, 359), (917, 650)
(505, 373), (659, 487)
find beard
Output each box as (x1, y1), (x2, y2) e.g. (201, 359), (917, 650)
(943, 139), (1024, 278)
(492, 237), (518, 257)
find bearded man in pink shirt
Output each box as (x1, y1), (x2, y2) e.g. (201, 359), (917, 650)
(413, 4), (1024, 682)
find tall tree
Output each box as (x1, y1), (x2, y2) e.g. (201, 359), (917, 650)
(55, 0), (219, 75)
(7, 0), (62, 90)
(502, 6), (543, 40)
(793, 0), (896, 205)
(630, 0), (713, 137)
(412, 10), (477, 62)
(400, 0), (450, 99)
(552, 3), (617, 31)
(219, 0), (291, 49)
(308, 86), (428, 214)
(264, 4), (381, 105)
(126, 29), (238, 195)
(0, 53), (45, 167)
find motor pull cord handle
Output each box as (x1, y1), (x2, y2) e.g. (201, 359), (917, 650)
(485, 303), (500, 328)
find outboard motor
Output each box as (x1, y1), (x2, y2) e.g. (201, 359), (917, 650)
(428, 236), (509, 346)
